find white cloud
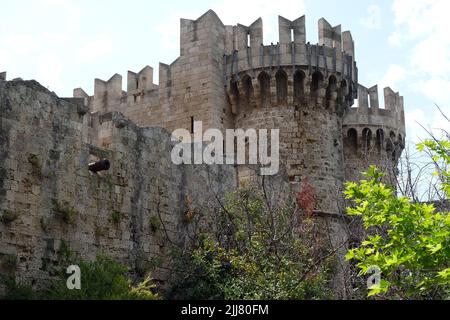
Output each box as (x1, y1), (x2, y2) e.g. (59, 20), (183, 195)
(390, 0), (450, 76)
(37, 53), (64, 92)
(388, 0), (450, 142)
(78, 33), (114, 63)
(412, 78), (450, 106)
(392, 0), (446, 40)
(405, 108), (427, 143)
(155, 10), (199, 52)
(0, 0), (86, 94)
(360, 4), (381, 30)
(388, 31), (402, 47)
(410, 34), (450, 76)
(41, 0), (84, 31)
(379, 64), (406, 92)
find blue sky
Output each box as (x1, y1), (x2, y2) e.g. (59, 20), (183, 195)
(0, 0), (449, 146)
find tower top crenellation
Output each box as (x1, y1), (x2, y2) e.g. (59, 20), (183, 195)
(343, 84), (406, 137)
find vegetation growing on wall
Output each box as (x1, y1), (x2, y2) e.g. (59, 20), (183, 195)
(168, 185), (335, 300)
(1, 255), (160, 300)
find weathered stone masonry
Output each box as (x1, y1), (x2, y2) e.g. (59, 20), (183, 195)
(0, 79), (236, 292)
(0, 10), (405, 294)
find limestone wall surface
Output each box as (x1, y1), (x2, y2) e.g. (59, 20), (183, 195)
(0, 79), (236, 292)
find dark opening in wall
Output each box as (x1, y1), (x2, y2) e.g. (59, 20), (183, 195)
(276, 70), (288, 105)
(258, 72), (270, 107)
(242, 75), (253, 108)
(376, 129), (384, 154)
(191, 116), (195, 134)
(339, 80), (347, 102)
(230, 79), (239, 107)
(347, 128), (358, 153)
(294, 70), (305, 104)
(326, 75), (337, 107)
(362, 128), (373, 152)
(389, 131), (396, 143)
(311, 71), (324, 93)
(347, 83), (354, 102)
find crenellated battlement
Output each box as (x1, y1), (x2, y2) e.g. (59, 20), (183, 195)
(73, 65), (159, 115)
(343, 83), (406, 183)
(223, 16), (357, 88)
(343, 84), (405, 138)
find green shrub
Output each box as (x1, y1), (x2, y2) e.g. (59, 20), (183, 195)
(1, 255), (160, 300)
(110, 211), (122, 224)
(94, 225), (107, 238)
(53, 200), (78, 225)
(0, 210), (19, 224)
(0, 276), (36, 300)
(40, 217), (51, 233)
(1, 254), (18, 272)
(149, 215), (161, 233)
(47, 255), (159, 300)
(168, 187), (334, 300)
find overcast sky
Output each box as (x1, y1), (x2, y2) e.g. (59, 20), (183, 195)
(1, 0), (449, 145)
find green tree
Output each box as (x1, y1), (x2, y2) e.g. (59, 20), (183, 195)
(168, 185), (335, 300)
(344, 138), (450, 299)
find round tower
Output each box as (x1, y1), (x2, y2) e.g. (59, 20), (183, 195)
(343, 84), (406, 185)
(224, 16), (358, 214)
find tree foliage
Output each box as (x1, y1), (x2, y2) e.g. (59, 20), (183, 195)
(345, 138), (450, 299)
(168, 185), (335, 300)
(2, 255), (160, 300)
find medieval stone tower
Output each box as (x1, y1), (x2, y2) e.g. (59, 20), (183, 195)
(0, 10), (405, 295)
(72, 10), (405, 214)
(343, 84), (406, 184)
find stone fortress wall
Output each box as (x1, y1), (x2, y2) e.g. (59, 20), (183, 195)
(0, 78), (236, 292)
(0, 10), (405, 294)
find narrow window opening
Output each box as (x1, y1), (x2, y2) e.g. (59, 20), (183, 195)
(326, 75), (337, 107)
(247, 33), (250, 47)
(242, 75), (254, 108)
(347, 128), (358, 153)
(311, 71), (323, 93)
(362, 128), (372, 153)
(294, 70), (305, 104)
(258, 72), (271, 107)
(276, 70), (288, 105)
(190, 116), (195, 134)
(376, 129), (384, 154)
(290, 29), (294, 42)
